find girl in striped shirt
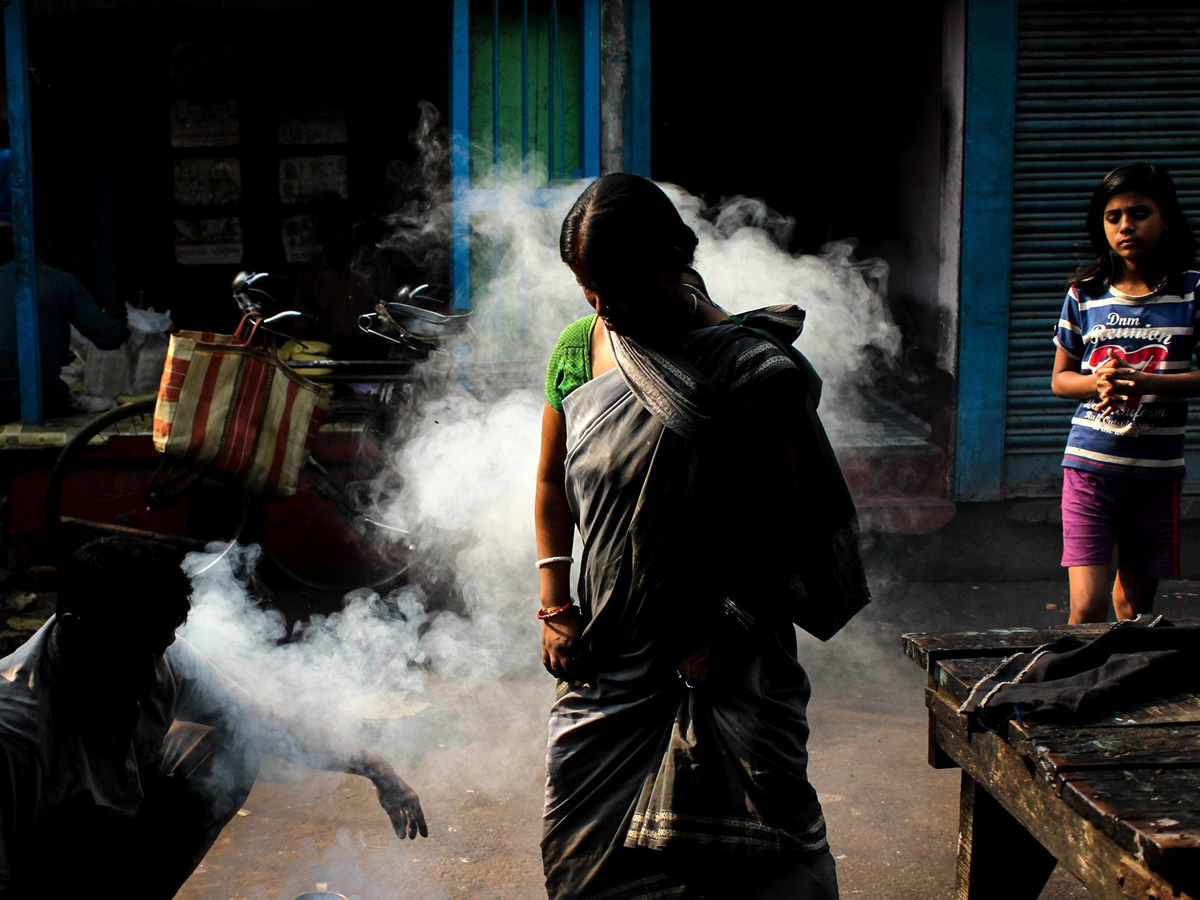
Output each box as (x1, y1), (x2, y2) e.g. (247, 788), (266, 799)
(1052, 163), (1200, 623)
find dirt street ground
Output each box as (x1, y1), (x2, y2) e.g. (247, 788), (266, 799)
(172, 579), (1200, 900)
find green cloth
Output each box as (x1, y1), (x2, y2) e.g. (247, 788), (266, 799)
(544, 312), (744, 413)
(545, 313), (596, 413)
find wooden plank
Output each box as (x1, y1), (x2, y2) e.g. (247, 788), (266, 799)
(1019, 724), (1200, 779)
(903, 620), (1200, 672)
(1117, 858), (1200, 900)
(931, 660), (1200, 729)
(955, 770), (1056, 898)
(1010, 694), (1200, 736)
(929, 689), (1197, 900)
(1057, 768), (1200, 826)
(1057, 770), (1200, 890)
(929, 683), (1200, 772)
(903, 625), (1106, 672)
(1122, 816), (1200, 885)
(936, 657), (1007, 707)
(927, 685), (972, 741)
(929, 707), (957, 769)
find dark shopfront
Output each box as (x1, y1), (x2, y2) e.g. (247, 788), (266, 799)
(4, 0), (960, 544)
(18, 0), (953, 379)
(18, 0), (452, 335)
(0, 1), (457, 567)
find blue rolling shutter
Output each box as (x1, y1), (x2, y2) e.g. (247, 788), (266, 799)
(1004, 0), (1200, 496)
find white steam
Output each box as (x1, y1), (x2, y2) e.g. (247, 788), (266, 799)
(181, 546), (440, 731)
(664, 187), (899, 425)
(175, 104), (907, 892)
(179, 99), (906, 758)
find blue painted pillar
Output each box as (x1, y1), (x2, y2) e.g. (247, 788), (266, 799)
(450, 0), (471, 311)
(5, 0), (41, 423)
(580, 0), (601, 178)
(627, 0), (650, 176)
(954, 0), (1017, 501)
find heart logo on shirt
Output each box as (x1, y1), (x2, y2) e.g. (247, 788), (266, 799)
(1087, 344), (1168, 411)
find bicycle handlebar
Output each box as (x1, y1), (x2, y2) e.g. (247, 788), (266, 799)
(232, 271), (283, 316)
(261, 310), (304, 326)
(232, 270), (469, 351)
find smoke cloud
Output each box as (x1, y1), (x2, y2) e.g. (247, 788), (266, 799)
(176, 102), (909, 894)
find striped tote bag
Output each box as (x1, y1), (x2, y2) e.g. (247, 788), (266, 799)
(152, 317), (332, 497)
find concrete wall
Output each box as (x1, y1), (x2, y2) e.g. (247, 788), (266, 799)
(937, 0), (966, 376)
(874, 3), (951, 376)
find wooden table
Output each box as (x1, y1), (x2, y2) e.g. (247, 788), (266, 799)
(903, 624), (1200, 900)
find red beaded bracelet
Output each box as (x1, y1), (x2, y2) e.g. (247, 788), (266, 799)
(536, 601), (575, 620)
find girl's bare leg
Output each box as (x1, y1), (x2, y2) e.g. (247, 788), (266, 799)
(1068, 565), (1112, 623)
(1112, 569), (1157, 621)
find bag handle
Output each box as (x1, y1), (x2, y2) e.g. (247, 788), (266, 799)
(233, 313), (266, 347)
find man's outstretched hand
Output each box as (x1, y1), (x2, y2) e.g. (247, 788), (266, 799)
(246, 708), (431, 841)
(366, 759), (428, 839)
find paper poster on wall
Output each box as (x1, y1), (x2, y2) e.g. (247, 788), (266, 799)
(171, 100), (239, 148)
(175, 218), (243, 265)
(174, 158), (241, 207)
(282, 214), (320, 263)
(278, 104), (348, 145)
(279, 155), (349, 204)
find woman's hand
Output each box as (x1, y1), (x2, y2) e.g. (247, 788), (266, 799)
(536, 403), (587, 682)
(542, 607), (589, 683)
(677, 642), (715, 685)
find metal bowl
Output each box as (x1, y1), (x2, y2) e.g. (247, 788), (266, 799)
(293, 893), (348, 900)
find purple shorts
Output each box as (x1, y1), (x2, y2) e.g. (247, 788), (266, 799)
(1060, 468), (1181, 577)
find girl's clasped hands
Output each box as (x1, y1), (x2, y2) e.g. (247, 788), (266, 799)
(1094, 350), (1141, 416)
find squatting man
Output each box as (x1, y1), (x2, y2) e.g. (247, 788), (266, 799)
(0, 535), (427, 898)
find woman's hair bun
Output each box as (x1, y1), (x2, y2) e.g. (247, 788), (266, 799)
(561, 174), (698, 292)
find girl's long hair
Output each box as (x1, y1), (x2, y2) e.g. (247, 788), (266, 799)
(1072, 163), (1195, 296)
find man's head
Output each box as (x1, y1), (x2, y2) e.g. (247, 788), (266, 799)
(56, 536), (192, 701)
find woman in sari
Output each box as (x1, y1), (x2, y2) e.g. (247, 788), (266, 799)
(535, 174), (869, 900)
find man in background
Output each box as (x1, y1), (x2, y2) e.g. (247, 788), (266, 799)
(0, 233), (128, 421)
(0, 535), (427, 897)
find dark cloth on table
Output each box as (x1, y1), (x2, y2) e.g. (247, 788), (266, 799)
(542, 304), (867, 900)
(959, 615), (1200, 733)
(0, 618), (257, 897)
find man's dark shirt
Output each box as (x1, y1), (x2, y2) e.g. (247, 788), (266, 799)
(0, 261), (129, 412)
(0, 618), (246, 890)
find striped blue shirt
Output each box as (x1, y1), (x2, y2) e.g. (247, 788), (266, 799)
(1053, 271), (1200, 480)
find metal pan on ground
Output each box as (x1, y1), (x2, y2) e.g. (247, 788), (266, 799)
(340, 690), (432, 720)
(293, 893), (348, 900)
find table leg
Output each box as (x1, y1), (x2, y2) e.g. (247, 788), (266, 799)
(956, 770), (1057, 899)
(928, 711), (956, 769)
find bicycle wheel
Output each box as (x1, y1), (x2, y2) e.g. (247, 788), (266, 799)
(45, 399), (250, 560)
(259, 414), (411, 593)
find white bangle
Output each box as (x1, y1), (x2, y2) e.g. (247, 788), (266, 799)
(536, 556), (574, 569)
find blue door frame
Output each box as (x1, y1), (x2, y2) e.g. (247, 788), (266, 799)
(5, 0), (42, 423)
(449, 0), (649, 310)
(954, 0), (1018, 501)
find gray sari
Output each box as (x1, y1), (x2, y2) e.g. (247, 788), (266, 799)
(542, 306), (867, 900)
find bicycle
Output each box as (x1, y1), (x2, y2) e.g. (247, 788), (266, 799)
(44, 271), (471, 592)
